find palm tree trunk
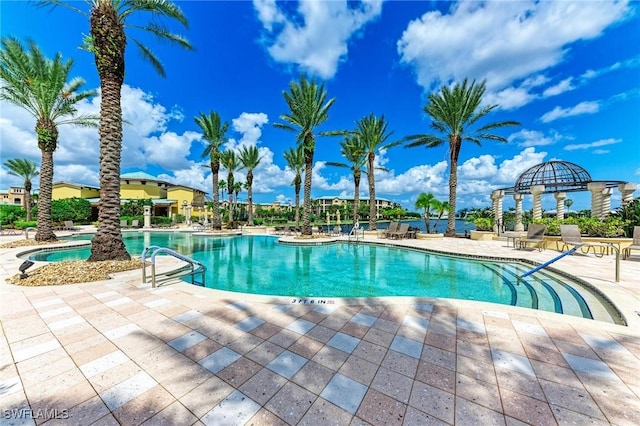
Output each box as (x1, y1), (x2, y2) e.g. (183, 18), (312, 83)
(368, 153), (377, 230)
(35, 150), (56, 242)
(302, 151), (313, 235)
(24, 181), (32, 222)
(353, 173), (360, 225)
(294, 179), (301, 228)
(89, 79), (130, 261)
(212, 160), (221, 229)
(247, 172), (254, 226)
(446, 137), (462, 237)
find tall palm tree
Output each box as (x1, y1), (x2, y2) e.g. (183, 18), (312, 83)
(274, 76), (342, 235)
(218, 179), (227, 204)
(233, 181), (243, 222)
(220, 150), (239, 225)
(41, 0), (192, 260)
(405, 79), (520, 236)
(326, 136), (367, 225)
(238, 145), (262, 226)
(3, 159), (39, 221)
(0, 37), (96, 241)
(196, 111), (229, 230)
(283, 146), (304, 228)
(415, 192), (439, 233)
(355, 113), (395, 231)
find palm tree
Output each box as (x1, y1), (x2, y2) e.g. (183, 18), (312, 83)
(3, 159), (39, 221)
(233, 181), (243, 222)
(218, 179), (227, 204)
(220, 150), (239, 225)
(238, 145), (262, 226)
(274, 76), (342, 235)
(0, 37), (96, 241)
(196, 111), (229, 230)
(433, 200), (450, 233)
(415, 192), (439, 233)
(326, 136), (367, 225)
(355, 114), (395, 231)
(283, 146), (305, 228)
(405, 79), (520, 236)
(41, 0), (192, 260)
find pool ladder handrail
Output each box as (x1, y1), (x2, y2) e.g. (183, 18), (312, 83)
(348, 222), (363, 243)
(141, 246), (206, 288)
(520, 243), (620, 282)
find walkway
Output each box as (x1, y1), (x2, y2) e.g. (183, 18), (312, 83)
(1, 232), (639, 425)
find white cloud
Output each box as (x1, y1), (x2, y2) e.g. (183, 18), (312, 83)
(143, 131), (202, 170)
(254, 0), (383, 79)
(542, 77), (575, 97)
(540, 101), (600, 123)
(564, 138), (621, 151)
(508, 129), (561, 147)
(398, 0), (629, 103)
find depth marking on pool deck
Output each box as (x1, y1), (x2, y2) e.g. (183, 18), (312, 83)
(291, 299), (336, 304)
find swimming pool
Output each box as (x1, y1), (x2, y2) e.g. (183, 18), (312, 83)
(26, 232), (623, 324)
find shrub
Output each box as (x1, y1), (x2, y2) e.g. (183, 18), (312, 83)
(473, 218), (493, 231)
(532, 216), (629, 237)
(12, 221), (37, 230)
(0, 205), (26, 225)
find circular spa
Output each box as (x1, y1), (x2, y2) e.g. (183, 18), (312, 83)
(23, 232), (624, 325)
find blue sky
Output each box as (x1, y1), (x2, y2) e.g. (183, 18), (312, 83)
(1, 0), (639, 213)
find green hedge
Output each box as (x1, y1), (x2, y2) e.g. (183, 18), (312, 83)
(531, 216), (630, 237)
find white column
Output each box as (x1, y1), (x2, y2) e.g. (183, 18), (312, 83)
(530, 185), (545, 220)
(618, 183), (637, 206)
(587, 182), (606, 220)
(143, 205), (152, 229)
(554, 192), (566, 221)
(514, 193), (524, 232)
(600, 188), (613, 220)
(491, 190), (504, 232)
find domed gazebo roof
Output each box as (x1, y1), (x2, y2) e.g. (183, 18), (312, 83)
(514, 160), (592, 193)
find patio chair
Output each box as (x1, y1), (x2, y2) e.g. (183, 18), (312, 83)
(388, 223), (409, 239)
(622, 226), (640, 260)
(0, 224), (18, 235)
(331, 226), (342, 236)
(120, 219), (129, 228)
(316, 225), (327, 236)
(383, 221), (399, 238)
(517, 224), (546, 251)
(559, 224), (613, 258)
(131, 219), (140, 228)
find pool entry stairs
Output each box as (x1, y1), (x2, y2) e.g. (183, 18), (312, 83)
(141, 246), (206, 288)
(482, 263), (596, 321)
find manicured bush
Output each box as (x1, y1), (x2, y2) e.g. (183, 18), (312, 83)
(0, 205), (25, 225)
(532, 216), (629, 237)
(473, 218), (493, 231)
(12, 221), (37, 230)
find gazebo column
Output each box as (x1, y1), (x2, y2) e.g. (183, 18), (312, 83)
(491, 190), (504, 233)
(530, 185), (545, 220)
(600, 188), (613, 219)
(618, 183), (637, 206)
(588, 182), (606, 220)
(514, 193), (524, 232)
(554, 192), (566, 221)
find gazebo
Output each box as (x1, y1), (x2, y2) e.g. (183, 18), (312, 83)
(492, 161), (637, 232)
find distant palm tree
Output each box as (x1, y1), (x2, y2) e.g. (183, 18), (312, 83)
(220, 150), (240, 225)
(41, 0), (193, 260)
(326, 136), (367, 225)
(405, 79), (520, 236)
(239, 145), (262, 226)
(0, 37), (96, 241)
(355, 114), (395, 231)
(415, 192), (439, 233)
(3, 159), (39, 221)
(433, 200), (450, 233)
(283, 146), (305, 228)
(218, 179), (227, 203)
(233, 181), (243, 221)
(196, 111), (229, 230)
(275, 76), (342, 235)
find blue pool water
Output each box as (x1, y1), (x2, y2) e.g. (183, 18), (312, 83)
(26, 232), (622, 324)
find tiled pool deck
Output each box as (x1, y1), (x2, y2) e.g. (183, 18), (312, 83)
(1, 231), (639, 425)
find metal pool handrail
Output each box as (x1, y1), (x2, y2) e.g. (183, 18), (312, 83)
(141, 246), (206, 288)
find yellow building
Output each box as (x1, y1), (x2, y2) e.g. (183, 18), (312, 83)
(51, 171), (207, 219)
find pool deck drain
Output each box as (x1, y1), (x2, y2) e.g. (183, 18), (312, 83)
(1, 230), (639, 425)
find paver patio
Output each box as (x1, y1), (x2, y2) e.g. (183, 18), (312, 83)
(1, 230), (639, 425)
